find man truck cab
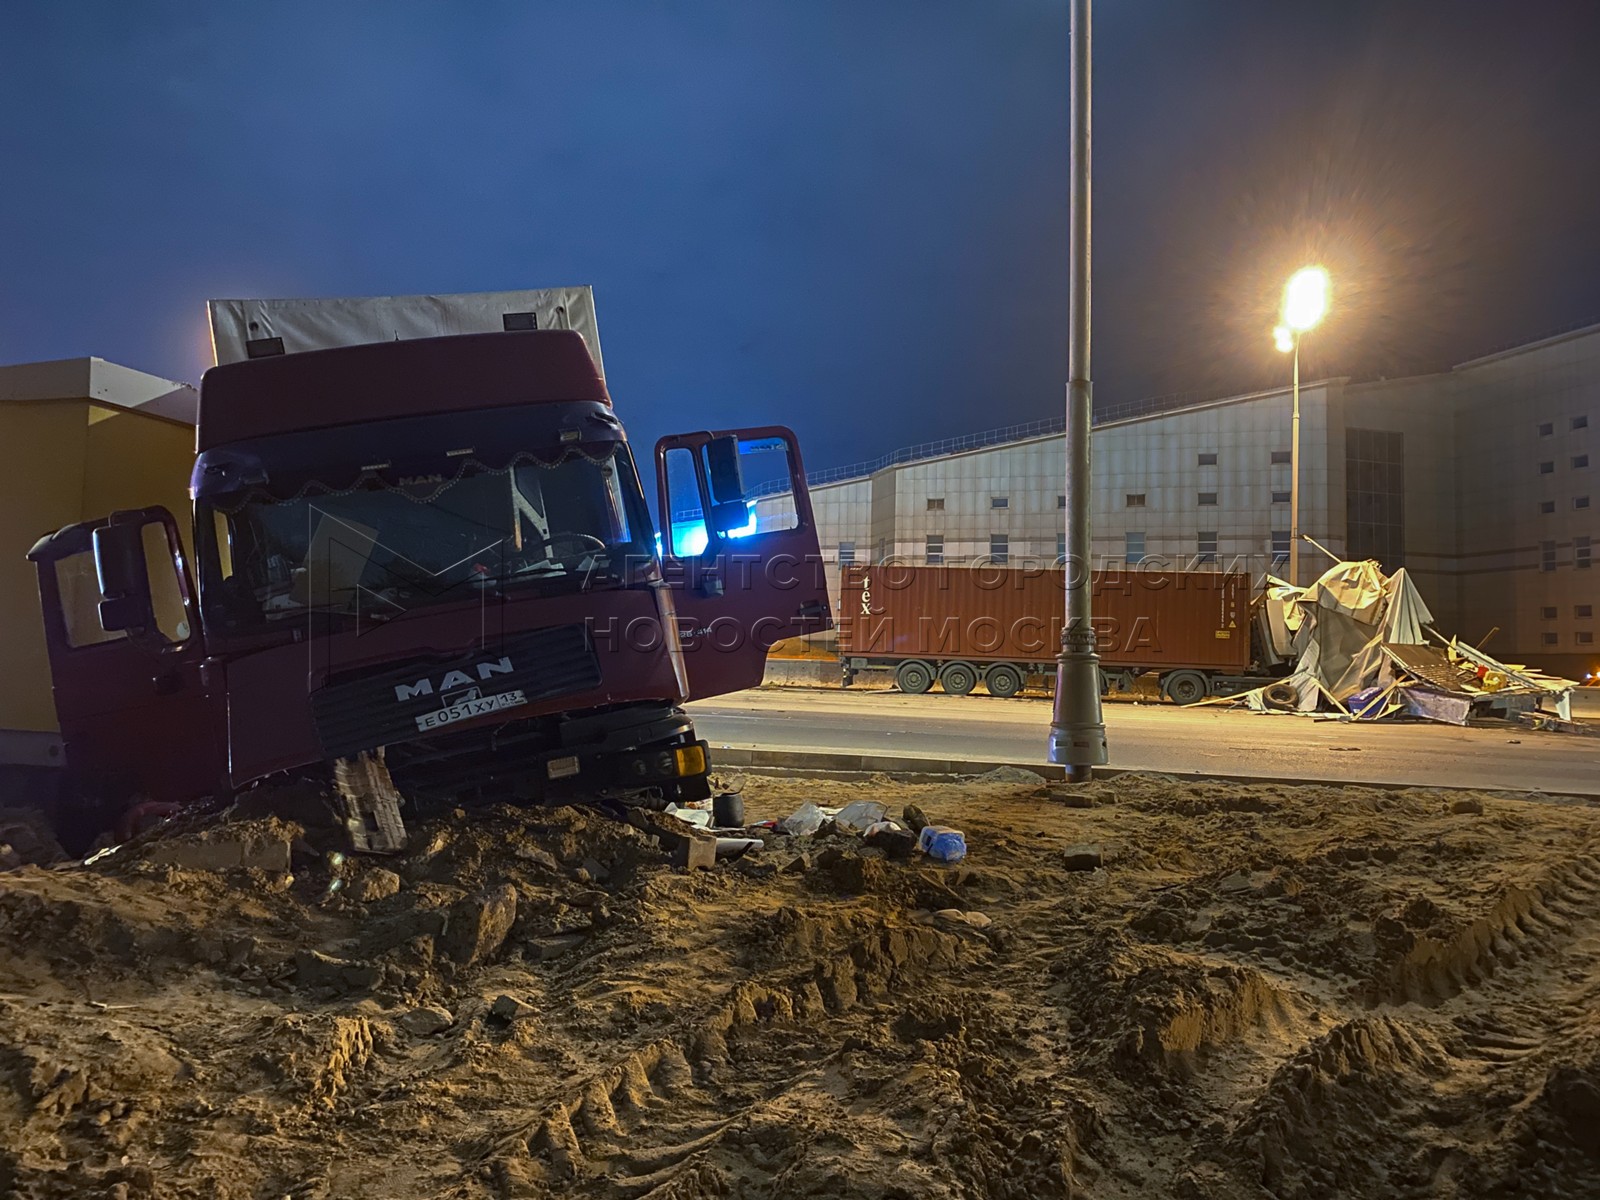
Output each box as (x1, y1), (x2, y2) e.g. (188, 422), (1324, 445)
(26, 290), (830, 848)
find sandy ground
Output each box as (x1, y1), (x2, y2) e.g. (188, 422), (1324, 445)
(3, 771), (1600, 1199)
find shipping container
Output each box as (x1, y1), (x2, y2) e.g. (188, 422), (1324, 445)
(838, 563), (1257, 702)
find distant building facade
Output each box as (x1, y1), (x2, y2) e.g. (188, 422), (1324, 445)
(757, 323), (1598, 678)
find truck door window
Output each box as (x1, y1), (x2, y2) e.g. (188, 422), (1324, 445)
(53, 523), (189, 647)
(735, 437), (799, 534)
(663, 446), (709, 556)
(54, 552), (129, 648)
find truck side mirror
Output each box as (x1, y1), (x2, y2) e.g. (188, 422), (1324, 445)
(93, 520), (156, 634)
(705, 435), (745, 507)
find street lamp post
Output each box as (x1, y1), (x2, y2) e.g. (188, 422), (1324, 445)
(1048, 0), (1108, 780)
(1274, 266), (1329, 587)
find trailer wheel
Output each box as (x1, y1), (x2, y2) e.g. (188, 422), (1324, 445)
(1161, 670), (1211, 705)
(895, 660), (935, 695)
(985, 663), (1025, 698)
(940, 661), (978, 696)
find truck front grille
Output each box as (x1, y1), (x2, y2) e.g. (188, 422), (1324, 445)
(310, 624), (601, 760)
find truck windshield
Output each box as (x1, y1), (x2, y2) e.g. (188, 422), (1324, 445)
(200, 445), (651, 630)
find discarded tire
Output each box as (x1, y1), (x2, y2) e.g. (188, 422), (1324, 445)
(1264, 682), (1298, 711)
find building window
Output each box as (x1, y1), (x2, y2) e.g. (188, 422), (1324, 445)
(1541, 540), (1557, 571)
(1197, 492), (1218, 506)
(1056, 532), (1067, 564)
(990, 496), (1009, 510)
(989, 534), (1009, 564)
(1574, 455), (1590, 469)
(1542, 632), (1559, 646)
(1578, 605), (1594, 619)
(1057, 495), (1066, 509)
(1197, 532), (1217, 563)
(1126, 493), (1146, 507)
(1579, 632), (1596, 646)
(1346, 428), (1405, 570)
(1125, 532), (1146, 565)
(1577, 496), (1592, 510)
(1271, 450), (1292, 465)
(1271, 530), (1291, 564)
(926, 497), (945, 511)
(1542, 606), (1559, 619)
(1541, 500), (1557, 514)
(838, 542), (856, 565)
(1541, 461), (1555, 474)
(1575, 415), (1590, 430)
(1539, 421), (1555, 436)
(1272, 490), (1291, 504)
(1579, 536), (1592, 569)
(925, 535), (943, 565)
(1198, 452), (1218, 466)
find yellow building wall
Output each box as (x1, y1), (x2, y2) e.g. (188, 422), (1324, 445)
(0, 401), (194, 733)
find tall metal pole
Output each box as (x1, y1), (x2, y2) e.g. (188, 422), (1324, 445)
(1288, 336), (1301, 586)
(1048, 0), (1108, 780)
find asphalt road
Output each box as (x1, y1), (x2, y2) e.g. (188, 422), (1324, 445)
(688, 687), (1600, 796)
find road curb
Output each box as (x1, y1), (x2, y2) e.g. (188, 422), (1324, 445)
(707, 745), (1600, 801)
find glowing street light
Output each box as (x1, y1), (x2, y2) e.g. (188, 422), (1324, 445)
(1275, 266), (1329, 586)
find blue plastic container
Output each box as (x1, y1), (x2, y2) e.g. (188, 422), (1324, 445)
(918, 825), (967, 864)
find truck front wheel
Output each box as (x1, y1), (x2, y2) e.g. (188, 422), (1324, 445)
(895, 660), (935, 695)
(1161, 670), (1211, 705)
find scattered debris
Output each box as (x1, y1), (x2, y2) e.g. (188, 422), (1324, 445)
(442, 884), (518, 966)
(489, 994), (537, 1022)
(778, 802), (827, 836)
(143, 819), (296, 873)
(1062, 843), (1104, 871)
(834, 799), (888, 832)
(352, 867), (402, 902)
(332, 750), (409, 853)
(397, 1006), (455, 1036)
(917, 825), (967, 863)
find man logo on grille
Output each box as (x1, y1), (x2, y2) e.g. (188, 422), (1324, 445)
(393, 656), (514, 702)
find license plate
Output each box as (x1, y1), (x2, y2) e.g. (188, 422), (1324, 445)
(414, 689), (528, 731)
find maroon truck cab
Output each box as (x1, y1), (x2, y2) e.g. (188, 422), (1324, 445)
(27, 330), (830, 846)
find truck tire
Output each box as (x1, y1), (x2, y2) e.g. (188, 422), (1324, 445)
(1161, 670), (1210, 705)
(940, 661), (978, 696)
(895, 660), (935, 695)
(985, 663), (1024, 698)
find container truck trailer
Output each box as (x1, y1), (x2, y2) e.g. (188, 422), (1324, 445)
(21, 289), (831, 850)
(837, 562), (1261, 703)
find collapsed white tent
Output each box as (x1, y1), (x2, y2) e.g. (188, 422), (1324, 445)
(1238, 557), (1577, 724)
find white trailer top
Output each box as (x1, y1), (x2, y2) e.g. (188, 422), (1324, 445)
(207, 288), (603, 376)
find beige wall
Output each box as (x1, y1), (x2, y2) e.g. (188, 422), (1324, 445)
(0, 399), (195, 733)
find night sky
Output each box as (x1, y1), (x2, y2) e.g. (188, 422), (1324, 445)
(3, 0), (1597, 476)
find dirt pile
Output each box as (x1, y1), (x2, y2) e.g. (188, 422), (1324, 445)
(1, 772), (1599, 1197)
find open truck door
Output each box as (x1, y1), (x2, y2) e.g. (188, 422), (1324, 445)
(27, 507), (224, 846)
(655, 427), (831, 699)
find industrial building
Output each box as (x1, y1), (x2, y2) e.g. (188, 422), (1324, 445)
(759, 322), (1598, 679)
